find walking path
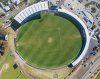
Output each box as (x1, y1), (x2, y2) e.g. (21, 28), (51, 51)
(0, 63), (9, 77)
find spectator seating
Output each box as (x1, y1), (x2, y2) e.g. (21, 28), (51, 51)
(14, 1), (49, 23)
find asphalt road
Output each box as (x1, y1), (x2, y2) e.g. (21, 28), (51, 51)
(82, 57), (100, 79)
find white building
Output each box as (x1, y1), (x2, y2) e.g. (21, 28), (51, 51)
(11, 0), (20, 5)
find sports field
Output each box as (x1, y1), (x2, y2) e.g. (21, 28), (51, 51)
(16, 13), (82, 68)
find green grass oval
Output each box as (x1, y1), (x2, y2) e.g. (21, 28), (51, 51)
(16, 13), (82, 68)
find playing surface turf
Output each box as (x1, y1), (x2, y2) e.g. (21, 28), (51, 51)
(16, 13), (82, 68)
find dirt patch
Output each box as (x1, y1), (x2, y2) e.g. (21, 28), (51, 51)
(48, 37), (53, 43)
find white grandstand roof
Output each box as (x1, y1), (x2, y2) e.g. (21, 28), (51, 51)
(14, 1), (49, 23)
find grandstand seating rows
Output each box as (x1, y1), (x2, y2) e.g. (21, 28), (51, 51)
(58, 9), (90, 66)
(14, 1), (49, 23)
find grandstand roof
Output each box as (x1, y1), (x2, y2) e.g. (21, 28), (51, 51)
(14, 1), (49, 23)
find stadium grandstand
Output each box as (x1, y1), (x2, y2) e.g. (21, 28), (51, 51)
(11, 1), (90, 67)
